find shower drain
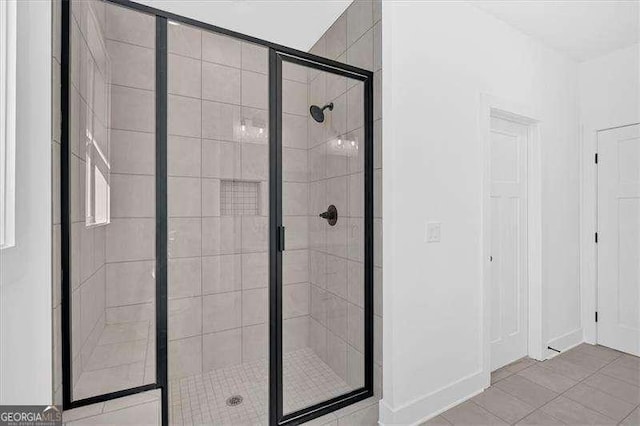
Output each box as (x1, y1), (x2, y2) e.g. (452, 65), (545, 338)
(226, 395), (243, 407)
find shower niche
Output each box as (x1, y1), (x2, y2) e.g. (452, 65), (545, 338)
(61, 1), (373, 424)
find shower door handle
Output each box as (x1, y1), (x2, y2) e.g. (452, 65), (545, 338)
(278, 226), (285, 252)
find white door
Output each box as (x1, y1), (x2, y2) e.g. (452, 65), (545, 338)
(489, 116), (528, 371)
(597, 124), (640, 356)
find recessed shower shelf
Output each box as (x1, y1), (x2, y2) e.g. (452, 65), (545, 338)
(220, 180), (260, 216)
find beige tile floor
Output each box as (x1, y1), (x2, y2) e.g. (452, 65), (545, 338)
(424, 344), (640, 425)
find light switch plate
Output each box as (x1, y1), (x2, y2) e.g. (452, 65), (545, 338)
(426, 222), (441, 243)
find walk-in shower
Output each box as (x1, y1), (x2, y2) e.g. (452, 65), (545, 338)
(61, 1), (373, 424)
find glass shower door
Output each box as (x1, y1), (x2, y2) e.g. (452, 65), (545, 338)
(273, 51), (373, 424)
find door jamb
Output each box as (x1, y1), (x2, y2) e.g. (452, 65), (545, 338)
(479, 94), (543, 387)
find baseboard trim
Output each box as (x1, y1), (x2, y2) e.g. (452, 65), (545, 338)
(378, 371), (485, 426)
(545, 328), (583, 359)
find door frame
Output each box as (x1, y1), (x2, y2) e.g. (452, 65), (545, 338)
(582, 122), (640, 347)
(480, 94), (543, 385)
(269, 51), (374, 426)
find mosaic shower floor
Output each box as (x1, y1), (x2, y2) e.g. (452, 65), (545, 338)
(169, 348), (351, 425)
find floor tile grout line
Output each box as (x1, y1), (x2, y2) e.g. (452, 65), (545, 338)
(617, 403), (639, 426)
(516, 349), (630, 424)
(479, 348), (634, 426)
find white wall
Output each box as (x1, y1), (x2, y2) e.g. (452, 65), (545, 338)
(578, 44), (640, 344)
(0, 0), (52, 404)
(381, 2), (580, 424)
(579, 44), (640, 130)
(137, 0), (351, 51)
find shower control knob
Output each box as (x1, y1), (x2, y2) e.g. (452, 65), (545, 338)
(319, 205), (338, 226)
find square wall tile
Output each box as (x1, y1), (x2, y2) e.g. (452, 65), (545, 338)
(241, 216), (268, 253)
(168, 177), (201, 218)
(283, 148), (308, 182)
(106, 261), (156, 306)
(110, 174), (155, 219)
(168, 296), (202, 340)
(168, 135), (201, 178)
(310, 285), (328, 326)
(203, 328), (242, 371)
(243, 323), (268, 362)
(283, 249), (309, 285)
(325, 12), (347, 60)
(202, 255), (242, 295)
(347, 0), (374, 47)
(105, 2), (155, 48)
(283, 283), (310, 319)
(242, 42), (268, 74)
(202, 101), (241, 142)
(242, 71), (268, 109)
(282, 80), (308, 116)
(202, 216), (241, 255)
(168, 94), (201, 138)
(202, 62), (241, 104)
(110, 130), (155, 175)
(168, 53), (201, 98)
(201, 178), (221, 217)
(202, 31), (241, 68)
(283, 316), (309, 353)
(168, 218), (201, 258)
(203, 292), (242, 333)
(106, 218), (155, 262)
(202, 139), (241, 179)
(327, 331), (347, 380)
(107, 40), (155, 91)
(169, 336), (202, 379)
(168, 22), (201, 59)
(282, 113), (308, 150)
(242, 288), (268, 326)
(242, 252), (268, 289)
(346, 28), (373, 71)
(168, 257), (201, 299)
(111, 86), (155, 133)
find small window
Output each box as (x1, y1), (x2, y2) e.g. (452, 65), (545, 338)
(0, 0), (17, 249)
(84, 8), (111, 228)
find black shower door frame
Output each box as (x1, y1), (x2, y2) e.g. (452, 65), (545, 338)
(269, 51), (374, 425)
(61, 1), (374, 425)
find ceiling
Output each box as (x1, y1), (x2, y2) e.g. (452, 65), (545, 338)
(473, 1), (639, 62)
(139, 0), (353, 51)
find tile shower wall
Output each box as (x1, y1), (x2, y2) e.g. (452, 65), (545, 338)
(166, 24), (312, 380)
(68, 0), (110, 391)
(102, 2), (157, 387)
(306, 0), (383, 399)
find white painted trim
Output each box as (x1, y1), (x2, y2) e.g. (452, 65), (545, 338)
(479, 94), (544, 388)
(547, 328), (584, 354)
(378, 371), (485, 426)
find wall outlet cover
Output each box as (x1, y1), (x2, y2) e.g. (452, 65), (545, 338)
(426, 222), (441, 243)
